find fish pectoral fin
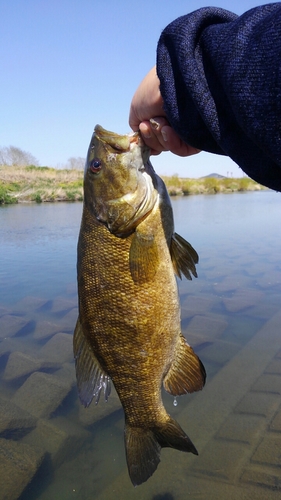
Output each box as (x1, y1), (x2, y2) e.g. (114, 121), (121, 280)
(125, 417), (197, 486)
(73, 317), (111, 407)
(170, 232), (198, 280)
(129, 230), (158, 283)
(163, 334), (206, 395)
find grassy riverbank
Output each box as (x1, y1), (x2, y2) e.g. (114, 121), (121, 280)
(0, 165), (266, 204)
(162, 174), (266, 195)
(0, 165), (83, 204)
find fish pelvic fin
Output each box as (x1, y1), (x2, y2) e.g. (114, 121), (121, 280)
(125, 417), (197, 486)
(163, 334), (206, 395)
(73, 317), (111, 407)
(129, 230), (159, 284)
(170, 232), (198, 280)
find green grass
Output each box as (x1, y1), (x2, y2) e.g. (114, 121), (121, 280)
(0, 186), (17, 204)
(0, 165), (84, 203)
(162, 175), (266, 196)
(25, 165), (55, 172)
(0, 165), (267, 205)
(203, 177), (220, 193)
(238, 177), (251, 191)
(0, 181), (20, 204)
(32, 192), (42, 203)
(58, 180), (83, 189)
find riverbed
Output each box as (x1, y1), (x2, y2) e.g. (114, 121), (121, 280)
(1, 191), (281, 499)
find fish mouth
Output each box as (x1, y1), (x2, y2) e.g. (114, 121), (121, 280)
(94, 124), (150, 162)
(94, 124), (139, 152)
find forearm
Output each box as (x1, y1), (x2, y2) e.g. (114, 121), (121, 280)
(157, 4), (281, 190)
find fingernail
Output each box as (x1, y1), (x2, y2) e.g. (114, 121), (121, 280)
(161, 129), (167, 142)
(150, 118), (160, 130)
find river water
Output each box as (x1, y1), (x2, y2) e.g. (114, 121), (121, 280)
(1, 191), (281, 500)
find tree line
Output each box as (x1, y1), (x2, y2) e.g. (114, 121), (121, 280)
(0, 146), (39, 167)
(0, 146), (85, 169)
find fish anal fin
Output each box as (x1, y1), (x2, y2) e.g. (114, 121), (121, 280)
(163, 334), (206, 395)
(129, 230), (158, 284)
(125, 417), (197, 486)
(170, 232), (198, 280)
(73, 317), (111, 407)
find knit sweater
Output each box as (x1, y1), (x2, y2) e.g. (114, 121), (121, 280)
(157, 4), (281, 191)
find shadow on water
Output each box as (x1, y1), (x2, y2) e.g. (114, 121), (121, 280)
(50, 385), (79, 419)
(19, 454), (54, 500)
(15, 319), (36, 337)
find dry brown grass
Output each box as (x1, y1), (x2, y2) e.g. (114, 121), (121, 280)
(0, 165), (267, 205)
(0, 165), (82, 183)
(161, 175), (266, 196)
(0, 165), (83, 203)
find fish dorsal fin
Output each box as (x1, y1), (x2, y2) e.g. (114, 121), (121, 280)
(73, 317), (111, 407)
(163, 334), (206, 395)
(170, 232), (198, 280)
(129, 230), (159, 284)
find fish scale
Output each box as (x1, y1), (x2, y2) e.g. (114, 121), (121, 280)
(74, 125), (206, 486)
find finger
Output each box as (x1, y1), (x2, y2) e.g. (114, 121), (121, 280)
(161, 126), (201, 157)
(138, 119), (201, 157)
(129, 105), (140, 132)
(139, 122), (168, 154)
(148, 119), (200, 157)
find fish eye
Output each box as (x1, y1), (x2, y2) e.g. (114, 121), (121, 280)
(89, 158), (102, 173)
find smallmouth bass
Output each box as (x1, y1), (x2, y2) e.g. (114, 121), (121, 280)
(74, 125), (206, 486)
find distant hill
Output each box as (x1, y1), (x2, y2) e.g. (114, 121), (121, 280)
(200, 173), (226, 179)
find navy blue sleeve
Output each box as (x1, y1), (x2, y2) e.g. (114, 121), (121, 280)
(157, 4), (281, 191)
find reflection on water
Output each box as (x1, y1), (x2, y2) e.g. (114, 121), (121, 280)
(1, 192), (281, 500)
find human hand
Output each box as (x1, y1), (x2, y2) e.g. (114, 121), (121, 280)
(129, 66), (200, 157)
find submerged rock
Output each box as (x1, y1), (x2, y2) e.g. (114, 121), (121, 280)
(222, 288), (264, 312)
(60, 307), (78, 332)
(0, 314), (29, 339)
(39, 332), (73, 364)
(12, 371), (72, 419)
(0, 305), (11, 317)
(15, 296), (50, 313)
(184, 313), (228, 346)
(50, 297), (77, 314)
(3, 351), (58, 381)
(0, 398), (37, 439)
(0, 438), (45, 500)
(23, 416), (91, 468)
(33, 320), (61, 341)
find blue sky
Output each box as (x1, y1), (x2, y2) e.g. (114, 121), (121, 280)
(1, 0), (272, 178)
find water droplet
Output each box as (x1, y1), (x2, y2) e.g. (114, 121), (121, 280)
(173, 397), (178, 407)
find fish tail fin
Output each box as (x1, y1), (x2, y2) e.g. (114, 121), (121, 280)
(124, 425), (161, 487)
(154, 417), (198, 454)
(124, 417), (197, 486)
